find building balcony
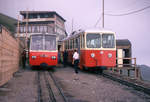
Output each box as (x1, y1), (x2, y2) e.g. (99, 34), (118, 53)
(22, 18), (55, 22)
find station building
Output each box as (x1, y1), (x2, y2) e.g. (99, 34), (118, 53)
(116, 39), (132, 67)
(15, 11), (67, 42)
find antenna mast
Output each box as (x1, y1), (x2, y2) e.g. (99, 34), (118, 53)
(102, 0), (104, 28)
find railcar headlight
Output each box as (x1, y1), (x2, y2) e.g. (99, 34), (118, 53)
(108, 53), (112, 58)
(32, 56), (36, 59)
(91, 53), (95, 58)
(51, 56), (56, 60)
(100, 51), (104, 54)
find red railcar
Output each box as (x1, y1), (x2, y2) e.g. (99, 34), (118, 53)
(62, 29), (116, 71)
(29, 34), (57, 67)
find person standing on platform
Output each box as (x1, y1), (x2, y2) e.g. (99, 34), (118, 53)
(58, 50), (61, 64)
(73, 49), (79, 74)
(22, 48), (26, 68)
(63, 50), (68, 67)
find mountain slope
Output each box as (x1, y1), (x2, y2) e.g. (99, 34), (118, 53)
(139, 65), (150, 81)
(0, 13), (17, 34)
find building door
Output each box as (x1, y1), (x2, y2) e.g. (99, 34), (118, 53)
(117, 49), (123, 67)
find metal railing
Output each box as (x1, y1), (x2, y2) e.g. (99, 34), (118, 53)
(116, 57), (136, 68)
(109, 57), (142, 80)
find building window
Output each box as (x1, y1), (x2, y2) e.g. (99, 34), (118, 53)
(32, 25), (38, 33)
(37, 15), (40, 19)
(33, 14), (37, 18)
(28, 26), (32, 33)
(48, 26), (53, 33)
(37, 26), (40, 33)
(20, 26), (23, 33)
(29, 15), (33, 19)
(24, 26), (26, 33)
(39, 26), (42, 33)
(34, 26), (38, 33)
(45, 14), (49, 18)
(40, 26), (47, 33)
(43, 26), (47, 33)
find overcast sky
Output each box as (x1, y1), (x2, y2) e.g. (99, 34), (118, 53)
(0, 0), (150, 66)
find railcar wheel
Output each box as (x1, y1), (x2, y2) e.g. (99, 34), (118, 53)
(30, 66), (35, 70)
(99, 69), (103, 74)
(83, 66), (88, 71)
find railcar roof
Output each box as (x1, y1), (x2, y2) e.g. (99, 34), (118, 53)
(84, 28), (115, 33)
(62, 28), (115, 41)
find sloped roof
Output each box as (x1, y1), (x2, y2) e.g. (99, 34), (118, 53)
(116, 39), (131, 46)
(20, 11), (66, 22)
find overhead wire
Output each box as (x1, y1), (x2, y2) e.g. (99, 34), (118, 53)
(94, 1), (150, 27)
(105, 5), (150, 16)
(94, 15), (102, 27)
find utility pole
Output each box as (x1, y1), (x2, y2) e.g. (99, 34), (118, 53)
(71, 19), (74, 33)
(17, 15), (20, 42)
(102, 0), (104, 28)
(25, 9), (29, 49)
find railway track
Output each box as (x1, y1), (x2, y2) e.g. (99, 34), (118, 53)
(82, 68), (150, 96)
(101, 72), (150, 95)
(37, 72), (42, 102)
(37, 71), (68, 102)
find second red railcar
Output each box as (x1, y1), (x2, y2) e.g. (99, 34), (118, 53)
(62, 29), (116, 71)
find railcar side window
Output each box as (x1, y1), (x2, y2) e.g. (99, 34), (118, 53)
(102, 34), (115, 48)
(70, 39), (72, 49)
(86, 33), (101, 48)
(81, 34), (84, 48)
(74, 39), (76, 48)
(80, 35), (82, 48)
(72, 39), (74, 49)
(83, 34), (85, 48)
(68, 40), (69, 49)
(65, 41), (67, 50)
(75, 38), (78, 48)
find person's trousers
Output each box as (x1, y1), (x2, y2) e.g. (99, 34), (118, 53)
(74, 59), (79, 73)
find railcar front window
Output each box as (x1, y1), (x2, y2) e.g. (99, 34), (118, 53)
(102, 34), (115, 48)
(31, 35), (43, 50)
(45, 35), (56, 50)
(86, 33), (101, 48)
